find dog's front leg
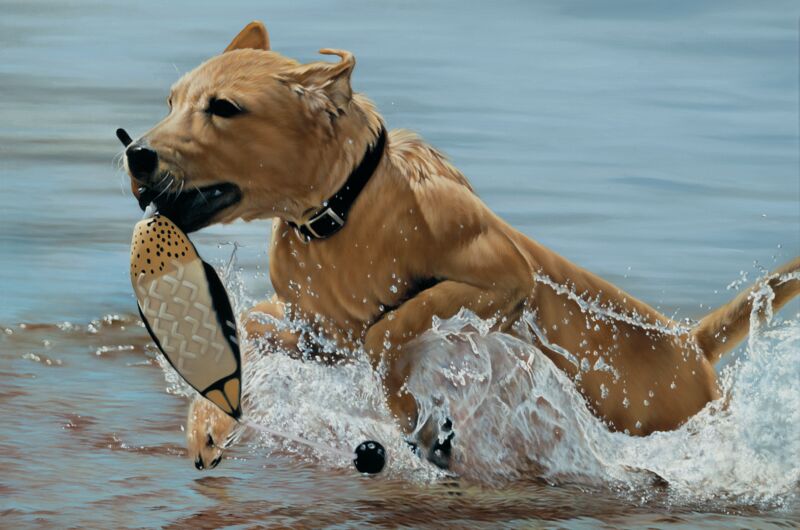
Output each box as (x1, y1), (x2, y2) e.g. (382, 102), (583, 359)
(364, 280), (526, 433)
(242, 295), (301, 355)
(187, 296), (300, 469)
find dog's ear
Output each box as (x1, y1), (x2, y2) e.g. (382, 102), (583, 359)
(224, 21), (270, 52)
(283, 49), (355, 109)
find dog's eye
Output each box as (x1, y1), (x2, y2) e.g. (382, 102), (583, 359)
(207, 98), (243, 118)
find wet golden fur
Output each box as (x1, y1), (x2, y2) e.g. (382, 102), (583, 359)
(130, 22), (800, 468)
(186, 394), (237, 470)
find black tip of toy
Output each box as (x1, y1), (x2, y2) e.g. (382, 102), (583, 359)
(116, 128), (133, 147)
(353, 440), (385, 474)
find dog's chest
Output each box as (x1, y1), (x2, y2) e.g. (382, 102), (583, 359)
(269, 223), (422, 334)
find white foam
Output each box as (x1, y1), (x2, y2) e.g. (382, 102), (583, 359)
(156, 260), (799, 505)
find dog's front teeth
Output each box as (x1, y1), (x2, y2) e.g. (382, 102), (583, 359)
(143, 202), (159, 219)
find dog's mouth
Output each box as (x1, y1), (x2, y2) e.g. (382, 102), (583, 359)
(136, 181), (242, 233)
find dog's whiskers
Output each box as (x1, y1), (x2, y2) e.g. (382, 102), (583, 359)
(152, 172), (170, 191)
(153, 174), (175, 202)
(190, 183), (211, 205)
(113, 150), (132, 197)
(113, 151), (125, 170)
(166, 177), (185, 203)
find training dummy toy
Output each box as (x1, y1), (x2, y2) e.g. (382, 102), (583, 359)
(130, 214), (243, 418)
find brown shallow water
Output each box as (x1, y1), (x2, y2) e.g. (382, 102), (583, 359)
(1, 316), (798, 528)
(2, 0), (800, 527)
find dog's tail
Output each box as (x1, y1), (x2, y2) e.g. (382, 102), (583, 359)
(691, 257), (800, 364)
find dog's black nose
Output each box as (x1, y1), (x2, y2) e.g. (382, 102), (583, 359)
(126, 144), (158, 180)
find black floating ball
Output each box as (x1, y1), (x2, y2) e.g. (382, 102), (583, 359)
(353, 440), (386, 474)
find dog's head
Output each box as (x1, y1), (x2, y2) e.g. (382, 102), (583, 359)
(125, 21), (375, 232)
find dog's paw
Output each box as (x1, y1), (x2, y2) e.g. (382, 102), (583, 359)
(426, 419), (454, 470)
(408, 415), (455, 470)
(186, 395), (238, 470)
(405, 438), (421, 457)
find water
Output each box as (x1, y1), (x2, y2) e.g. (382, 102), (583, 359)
(1, 0), (799, 527)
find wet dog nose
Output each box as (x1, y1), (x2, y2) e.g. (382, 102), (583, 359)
(126, 144), (158, 181)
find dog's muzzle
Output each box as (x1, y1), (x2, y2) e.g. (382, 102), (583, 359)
(126, 144), (159, 183)
(116, 128), (242, 233)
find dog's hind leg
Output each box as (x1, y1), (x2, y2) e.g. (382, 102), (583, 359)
(692, 257), (800, 364)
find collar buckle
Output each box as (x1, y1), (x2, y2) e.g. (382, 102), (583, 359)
(302, 207), (345, 240)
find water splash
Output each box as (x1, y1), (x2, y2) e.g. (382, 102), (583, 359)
(405, 278), (799, 505)
(155, 259), (799, 505)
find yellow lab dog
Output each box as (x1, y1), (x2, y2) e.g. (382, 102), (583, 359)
(123, 22), (800, 470)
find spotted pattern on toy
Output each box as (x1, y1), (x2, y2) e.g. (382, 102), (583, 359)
(130, 216), (193, 277)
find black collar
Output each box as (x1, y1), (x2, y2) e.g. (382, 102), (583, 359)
(289, 126), (387, 241)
